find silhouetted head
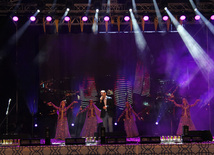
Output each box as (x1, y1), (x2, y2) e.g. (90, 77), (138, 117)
(60, 100), (66, 108)
(182, 98), (188, 106)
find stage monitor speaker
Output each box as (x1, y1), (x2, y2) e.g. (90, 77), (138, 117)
(140, 136), (161, 144)
(106, 137), (126, 144)
(65, 138), (85, 145)
(182, 136), (203, 143)
(20, 139), (41, 146)
(188, 130), (213, 142)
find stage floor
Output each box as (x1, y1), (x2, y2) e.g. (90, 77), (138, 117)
(0, 137), (214, 154)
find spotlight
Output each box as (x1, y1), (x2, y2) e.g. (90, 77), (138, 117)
(194, 8), (198, 12)
(30, 16), (36, 22)
(12, 16), (19, 22)
(34, 124), (38, 127)
(64, 16), (70, 22)
(124, 16), (130, 22)
(195, 15), (200, 21)
(210, 15), (214, 20)
(46, 16), (52, 22)
(180, 15), (186, 21)
(162, 15), (169, 21)
(164, 7), (167, 10)
(66, 8), (70, 11)
(104, 16), (110, 22)
(82, 16), (88, 22)
(96, 9), (99, 13)
(143, 16), (149, 21)
(37, 9), (40, 13)
(155, 122), (158, 125)
(129, 8), (132, 12)
(114, 122), (117, 126)
(71, 123), (74, 127)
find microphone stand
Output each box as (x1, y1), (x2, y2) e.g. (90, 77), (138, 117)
(6, 99), (11, 135)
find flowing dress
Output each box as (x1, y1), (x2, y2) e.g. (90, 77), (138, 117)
(122, 108), (139, 138)
(52, 103), (73, 140)
(80, 104), (103, 137)
(176, 104), (196, 135)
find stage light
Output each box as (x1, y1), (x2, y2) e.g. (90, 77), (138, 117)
(129, 8), (132, 12)
(124, 16), (130, 22)
(37, 9), (40, 13)
(104, 16), (110, 22)
(194, 8), (198, 12)
(34, 124), (38, 127)
(46, 16), (52, 22)
(166, 8), (214, 81)
(96, 9), (99, 13)
(64, 16), (70, 22)
(163, 16), (169, 21)
(211, 15), (214, 20)
(82, 16), (88, 22)
(155, 122), (158, 125)
(30, 16), (36, 22)
(143, 16), (149, 21)
(180, 15), (186, 21)
(164, 7), (167, 10)
(195, 15), (200, 20)
(12, 16), (19, 22)
(114, 122), (117, 126)
(66, 8), (70, 11)
(71, 123), (74, 126)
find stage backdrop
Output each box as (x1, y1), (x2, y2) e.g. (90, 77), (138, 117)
(38, 29), (214, 136)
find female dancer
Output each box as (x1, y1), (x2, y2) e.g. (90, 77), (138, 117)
(47, 100), (78, 140)
(117, 102), (141, 138)
(169, 98), (200, 135)
(77, 100), (102, 137)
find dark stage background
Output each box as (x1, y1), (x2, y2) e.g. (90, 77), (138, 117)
(0, 17), (214, 138)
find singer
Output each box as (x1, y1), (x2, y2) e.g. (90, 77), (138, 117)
(99, 90), (115, 133)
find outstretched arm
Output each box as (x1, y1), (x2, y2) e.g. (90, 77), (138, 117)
(168, 99), (182, 107)
(47, 102), (59, 110)
(190, 99), (200, 107)
(76, 106), (88, 116)
(131, 108), (141, 120)
(117, 110), (126, 122)
(66, 101), (78, 110)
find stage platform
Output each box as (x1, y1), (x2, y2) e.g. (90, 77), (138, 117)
(0, 138), (214, 155)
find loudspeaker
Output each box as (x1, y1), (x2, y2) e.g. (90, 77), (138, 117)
(140, 136), (161, 144)
(188, 130), (213, 142)
(106, 137), (126, 144)
(65, 138), (85, 145)
(182, 136), (203, 143)
(20, 139), (41, 146)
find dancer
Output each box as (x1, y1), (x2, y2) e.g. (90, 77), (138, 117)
(169, 98), (200, 135)
(47, 100), (78, 140)
(117, 102), (141, 138)
(77, 100), (103, 137)
(99, 90), (115, 132)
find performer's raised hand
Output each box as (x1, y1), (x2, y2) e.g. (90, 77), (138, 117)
(47, 102), (52, 106)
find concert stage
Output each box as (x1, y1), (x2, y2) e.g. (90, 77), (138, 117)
(1, 138), (214, 154)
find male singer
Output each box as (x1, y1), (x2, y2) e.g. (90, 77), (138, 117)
(99, 90), (114, 132)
